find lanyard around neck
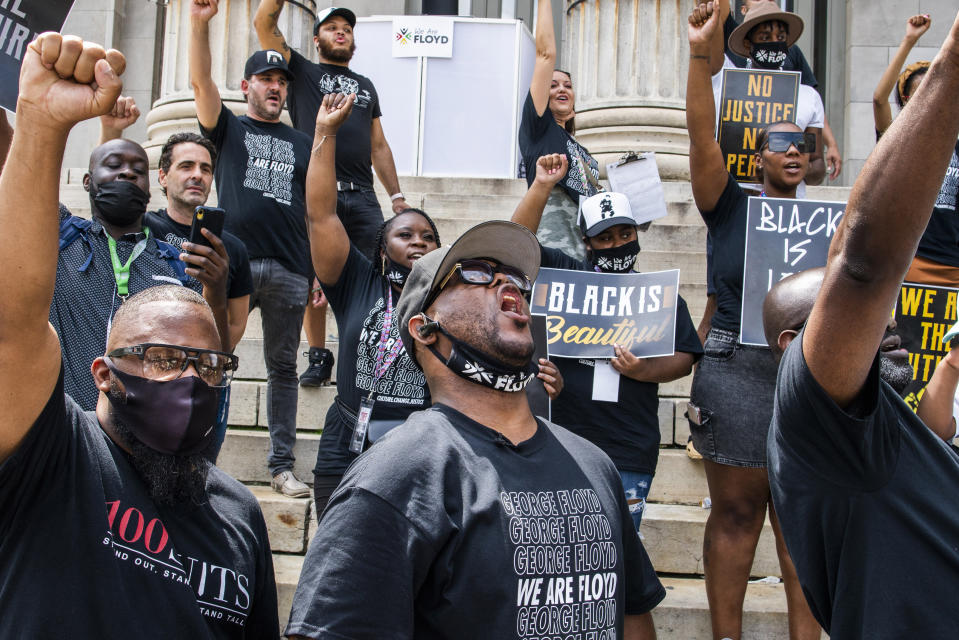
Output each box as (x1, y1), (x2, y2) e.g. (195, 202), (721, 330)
(107, 227), (150, 298)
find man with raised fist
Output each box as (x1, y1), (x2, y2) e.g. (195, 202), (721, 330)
(0, 33), (278, 638)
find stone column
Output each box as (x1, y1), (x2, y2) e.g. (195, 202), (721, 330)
(142, 0), (316, 164)
(563, 0), (690, 179)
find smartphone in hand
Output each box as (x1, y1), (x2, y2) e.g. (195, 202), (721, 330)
(189, 206), (226, 249)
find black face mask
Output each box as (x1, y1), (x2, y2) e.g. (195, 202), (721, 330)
(426, 323), (537, 393)
(90, 180), (150, 228)
(383, 255), (411, 288)
(106, 360), (219, 456)
(750, 41), (789, 69)
(590, 239), (640, 273)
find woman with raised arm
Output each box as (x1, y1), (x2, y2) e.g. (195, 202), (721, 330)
(873, 14), (932, 138)
(873, 14), (959, 287)
(306, 93), (442, 510)
(685, 4), (821, 639)
(518, 0), (601, 262)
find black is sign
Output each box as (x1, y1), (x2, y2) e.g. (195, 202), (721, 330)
(718, 68), (800, 183)
(895, 282), (959, 411)
(529, 267), (680, 359)
(740, 197), (845, 346)
(0, 1), (75, 112)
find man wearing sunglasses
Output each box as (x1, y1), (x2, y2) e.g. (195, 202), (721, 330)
(760, 11), (959, 638)
(0, 35), (279, 637)
(286, 221), (664, 639)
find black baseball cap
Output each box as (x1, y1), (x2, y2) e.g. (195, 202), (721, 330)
(243, 50), (294, 81)
(395, 221), (541, 365)
(314, 7), (357, 34)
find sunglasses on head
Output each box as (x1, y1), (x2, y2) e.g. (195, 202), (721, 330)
(433, 259), (532, 302)
(762, 131), (817, 154)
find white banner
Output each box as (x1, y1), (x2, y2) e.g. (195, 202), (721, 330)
(391, 16), (454, 58)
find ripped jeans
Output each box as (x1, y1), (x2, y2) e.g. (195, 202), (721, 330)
(620, 471), (653, 533)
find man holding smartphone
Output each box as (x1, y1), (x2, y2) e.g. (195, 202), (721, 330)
(143, 133), (253, 352)
(190, 0), (313, 497)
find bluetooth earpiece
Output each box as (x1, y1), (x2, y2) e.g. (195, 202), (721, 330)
(416, 313), (440, 337)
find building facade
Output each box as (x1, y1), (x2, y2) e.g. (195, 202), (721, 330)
(59, 0), (957, 185)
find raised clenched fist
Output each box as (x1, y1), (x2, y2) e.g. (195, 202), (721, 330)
(534, 153), (568, 188)
(688, 2), (719, 47)
(314, 92), (355, 134)
(18, 33), (125, 130)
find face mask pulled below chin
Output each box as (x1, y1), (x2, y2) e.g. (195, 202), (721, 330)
(106, 360), (219, 455)
(591, 238), (640, 273)
(750, 41), (789, 69)
(427, 325), (537, 393)
(90, 180), (150, 228)
(383, 255), (411, 288)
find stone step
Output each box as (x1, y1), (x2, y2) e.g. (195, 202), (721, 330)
(218, 429), (320, 486)
(227, 374), (693, 446)
(637, 249), (707, 284)
(270, 554), (805, 639)
(248, 486), (312, 555)
(218, 428), (706, 505)
(234, 338), (340, 383)
(649, 449), (708, 506)
(226, 381), (336, 429)
(643, 504), (780, 577)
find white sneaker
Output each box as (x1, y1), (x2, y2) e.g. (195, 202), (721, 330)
(271, 470), (310, 498)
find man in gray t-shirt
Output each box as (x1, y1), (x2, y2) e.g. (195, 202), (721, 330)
(286, 219), (664, 639)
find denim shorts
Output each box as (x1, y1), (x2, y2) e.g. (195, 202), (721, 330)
(688, 328), (778, 467)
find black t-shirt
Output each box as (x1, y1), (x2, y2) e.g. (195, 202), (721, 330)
(723, 14), (818, 88)
(541, 246), (703, 474)
(202, 104), (312, 278)
(0, 373), (279, 638)
(768, 331), (959, 638)
(914, 140), (959, 267)
(287, 404), (666, 638)
(698, 174), (748, 332)
(316, 247), (431, 472)
(145, 209), (254, 300)
(287, 51), (382, 187)
(519, 91), (600, 203)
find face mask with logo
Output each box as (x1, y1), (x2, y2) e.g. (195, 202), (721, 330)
(90, 180), (150, 228)
(105, 360), (219, 456)
(382, 255), (412, 288)
(590, 239), (640, 273)
(425, 322), (537, 392)
(750, 41), (789, 69)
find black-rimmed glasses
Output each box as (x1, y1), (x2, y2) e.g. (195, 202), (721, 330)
(106, 343), (239, 388)
(435, 259), (532, 299)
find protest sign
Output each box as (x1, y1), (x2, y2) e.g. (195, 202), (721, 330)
(718, 68), (800, 183)
(525, 314), (551, 421)
(0, 1), (74, 112)
(529, 267), (680, 359)
(894, 282), (959, 411)
(739, 196), (845, 346)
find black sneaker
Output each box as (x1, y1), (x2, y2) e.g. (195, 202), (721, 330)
(300, 347), (334, 387)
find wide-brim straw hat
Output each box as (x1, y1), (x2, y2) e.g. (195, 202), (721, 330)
(728, 3), (804, 58)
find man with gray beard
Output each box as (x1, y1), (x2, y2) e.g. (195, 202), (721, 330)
(0, 32), (278, 638)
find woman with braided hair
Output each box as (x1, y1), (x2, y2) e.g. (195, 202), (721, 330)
(306, 93), (443, 509)
(873, 13), (959, 288)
